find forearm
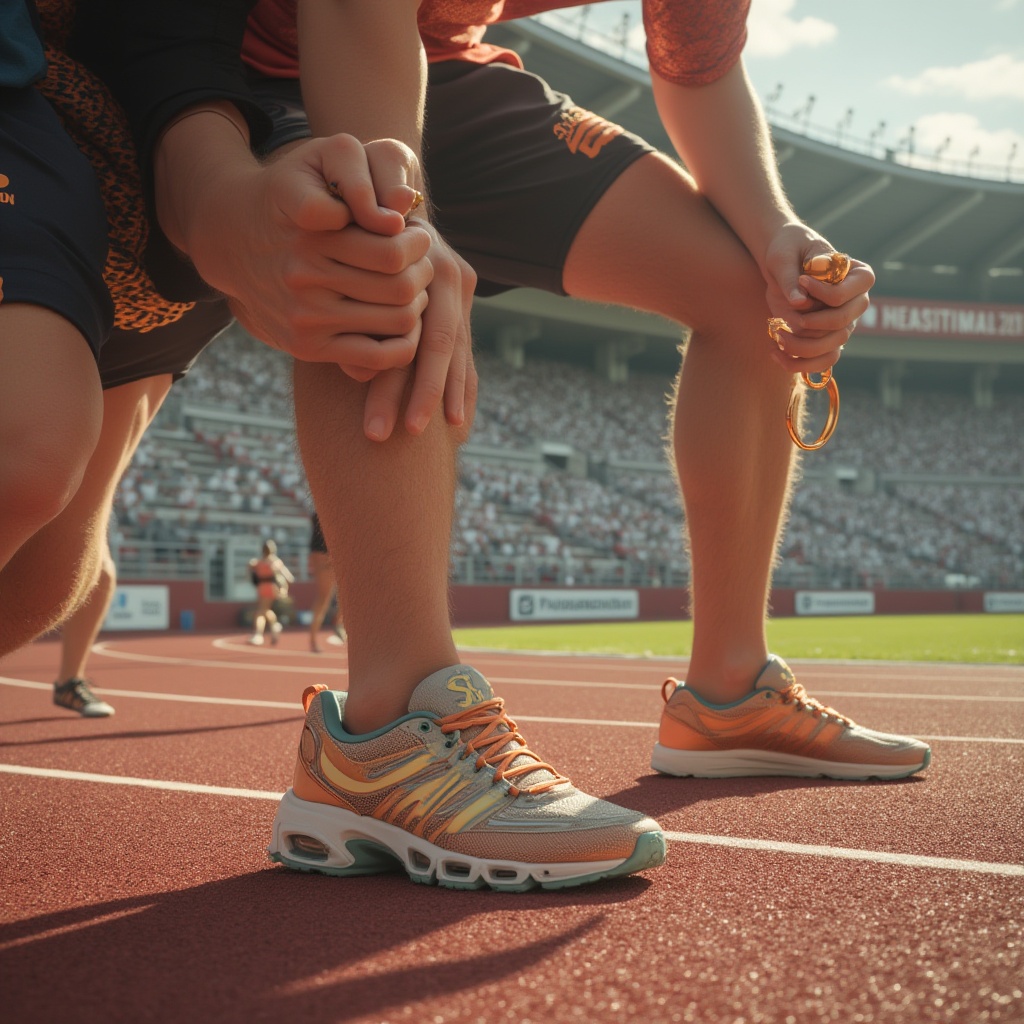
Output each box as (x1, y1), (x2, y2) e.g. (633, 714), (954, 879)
(153, 103), (262, 288)
(297, 0), (426, 175)
(652, 60), (798, 267)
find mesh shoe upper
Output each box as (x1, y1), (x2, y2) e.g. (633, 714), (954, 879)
(292, 665), (660, 863)
(659, 655), (930, 769)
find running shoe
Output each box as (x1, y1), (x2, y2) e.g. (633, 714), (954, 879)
(270, 622), (283, 646)
(269, 665), (667, 891)
(651, 654), (931, 780)
(53, 678), (115, 718)
(248, 634), (264, 646)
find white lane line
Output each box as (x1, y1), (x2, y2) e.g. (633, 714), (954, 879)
(90, 642), (340, 675)
(83, 646), (1024, 702)
(2, 676), (1022, 743)
(0, 676), (299, 710)
(211, 637), (346, 659)
(0, 763), (283, 799)
(665, 831), (1024, 877)
(3, 763), (1021, 878)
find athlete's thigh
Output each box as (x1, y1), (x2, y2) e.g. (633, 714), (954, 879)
(562, 150), (766, 333)
(423, 61), (655, 297)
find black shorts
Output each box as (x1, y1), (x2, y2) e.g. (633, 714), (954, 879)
(248, 62), (655, 296)
(0, 85), (112, 356)
(98, 298), (232, 390)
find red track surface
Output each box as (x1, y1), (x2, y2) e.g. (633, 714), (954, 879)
(2, 633), (1022, 1024)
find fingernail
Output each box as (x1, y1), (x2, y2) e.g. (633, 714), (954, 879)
(366, 416), (388, 441)
(409, 413), (429, 435)
(790, 288), (805, 302)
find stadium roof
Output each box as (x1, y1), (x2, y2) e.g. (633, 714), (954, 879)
(473, 18), (1024, 391)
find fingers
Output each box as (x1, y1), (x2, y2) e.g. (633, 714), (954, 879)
(364, 138), (425, 224)
(318, 221), (433, 275)
(298, 134), (408, 237)
(404, 241), (477, 435)
(363, 365), (413, 442)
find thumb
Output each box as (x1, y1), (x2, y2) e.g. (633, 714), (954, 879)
(277, 161), (355, 234)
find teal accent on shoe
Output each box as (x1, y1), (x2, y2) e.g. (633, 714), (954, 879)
(270, 839), (403, 877)
(539, 831), (668, 891)
(318, 690), (435, 744)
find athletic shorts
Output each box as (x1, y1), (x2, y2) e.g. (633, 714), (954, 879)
(98, 298), (233, 390)
(0, 85), (231, 389)
(0, 85), (112, 356)
(248, 62), (655, 296)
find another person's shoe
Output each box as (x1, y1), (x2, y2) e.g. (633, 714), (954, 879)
(269, 665), (667, 891)
(652, 654), (931, 780)
(248, 634), (265, 646)
(53, 678), (115, 718)
(326, 625), (346, 646)
(270, 621), (283, 646)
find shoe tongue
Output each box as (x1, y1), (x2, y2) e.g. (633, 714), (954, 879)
(409, 665), (559, 790)
(408, 665), (496, 718)
(753, 654), (798, 692)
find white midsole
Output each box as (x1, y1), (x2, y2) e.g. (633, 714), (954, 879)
(651, 744), (925, 779)
(269, 789), (625, 884)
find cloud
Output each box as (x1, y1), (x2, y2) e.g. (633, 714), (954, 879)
(886, 54), (1024, 102)
(908, 111), (1023, 169)
(745, 0), (838, 58)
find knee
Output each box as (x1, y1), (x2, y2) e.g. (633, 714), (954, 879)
(0, 404), (101, 530)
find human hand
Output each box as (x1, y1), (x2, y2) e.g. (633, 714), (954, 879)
(762, 223), (874, 375)
(166, 128), (434, 372)
(356, 216), (478, 441)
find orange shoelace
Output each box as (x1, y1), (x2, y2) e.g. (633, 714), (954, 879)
(438, 698), (569, 796)
(778, 683), (854, 726)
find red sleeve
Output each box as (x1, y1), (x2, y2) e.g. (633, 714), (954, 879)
(643, 0), (750, 87)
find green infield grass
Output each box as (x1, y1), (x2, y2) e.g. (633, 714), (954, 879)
(454, 614), (1024, 664)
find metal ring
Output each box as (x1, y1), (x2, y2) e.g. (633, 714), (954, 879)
(767, 317), (793, 350)
(405, 189), (425, 220)
(802, 252), (851, 285)
(786, 375), (840, 450)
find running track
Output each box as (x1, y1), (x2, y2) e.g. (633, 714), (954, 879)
(2, 633), (1022, 1024)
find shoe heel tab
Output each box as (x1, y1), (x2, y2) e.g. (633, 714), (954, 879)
(661, 679), (682, 703)
(302, 684), (329, 712)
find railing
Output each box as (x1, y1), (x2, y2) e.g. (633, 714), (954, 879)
(111, 538), (1020, 593)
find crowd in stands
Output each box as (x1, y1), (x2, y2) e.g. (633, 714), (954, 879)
(110, 328), (1024, 590)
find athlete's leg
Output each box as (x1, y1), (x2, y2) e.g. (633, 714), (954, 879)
(0, 373), (171, 655)
(308, 551), (334, 652)
(293, 362), (468, 733)
(0, 305), (103, 577)
(563, 152), (797, 703)
(57, 543), (116, 682)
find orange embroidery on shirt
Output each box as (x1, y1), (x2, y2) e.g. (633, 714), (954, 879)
(553, 106), (623, 159)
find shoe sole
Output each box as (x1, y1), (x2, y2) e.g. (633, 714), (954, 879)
(651, 743), (931, 780)
(268, 789), (667, 892)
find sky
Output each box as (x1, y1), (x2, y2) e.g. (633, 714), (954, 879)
(535, 0), (1024, 182)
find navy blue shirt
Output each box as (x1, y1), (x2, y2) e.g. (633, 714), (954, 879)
(0, 0), (45, 87)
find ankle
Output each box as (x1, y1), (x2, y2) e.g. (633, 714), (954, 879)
(684, 653), (768, 705)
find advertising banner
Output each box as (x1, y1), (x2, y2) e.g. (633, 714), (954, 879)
(794, 591), (876, 616)
(103, 585), (170, 630)
(510, 589), (640, 622)
(856, 297), (1024, 342)
(983, 592), (1024, 613)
